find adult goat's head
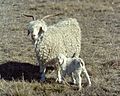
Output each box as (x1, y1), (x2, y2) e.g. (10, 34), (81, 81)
(24, 13), (63, 43)
(23, 14), (47, 42)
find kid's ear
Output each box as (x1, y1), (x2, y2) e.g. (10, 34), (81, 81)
(62, 59), (65, 65)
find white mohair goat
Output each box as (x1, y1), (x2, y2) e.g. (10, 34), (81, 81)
(24, 13), (81, 81)
(56, 53), (91, 90)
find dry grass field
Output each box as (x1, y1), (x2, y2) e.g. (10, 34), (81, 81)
(0, 0), (120, 96)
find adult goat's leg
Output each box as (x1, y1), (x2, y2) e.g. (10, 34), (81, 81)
(36, 54), (45, 81)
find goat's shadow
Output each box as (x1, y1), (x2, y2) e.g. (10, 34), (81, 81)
(0, 61), (40, 81)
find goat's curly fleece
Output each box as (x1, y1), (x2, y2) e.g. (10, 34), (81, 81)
(35, 18), (81, 65)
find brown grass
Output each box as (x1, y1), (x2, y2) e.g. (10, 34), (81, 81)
(0, 0), (120, 96)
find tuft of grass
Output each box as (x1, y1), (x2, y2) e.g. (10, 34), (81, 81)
(0, 79), (72, 96)
(0, 0), (120, 96)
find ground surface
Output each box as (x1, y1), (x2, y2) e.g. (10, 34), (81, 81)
(0, 0), (120, 96)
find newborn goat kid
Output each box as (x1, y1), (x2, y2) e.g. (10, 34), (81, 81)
(56, 53), (91, 90)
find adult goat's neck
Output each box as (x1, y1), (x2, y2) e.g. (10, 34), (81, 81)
(34, 35), (43, 50)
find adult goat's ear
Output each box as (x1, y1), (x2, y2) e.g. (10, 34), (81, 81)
(27, 30), (30, 36)
(38, 27), (44, 36)
(39, 27), (43, 32)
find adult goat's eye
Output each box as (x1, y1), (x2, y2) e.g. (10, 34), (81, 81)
(27, 30), (30, 36)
